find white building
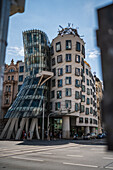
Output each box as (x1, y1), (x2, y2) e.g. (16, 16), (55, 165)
(50, 26), (98, 138)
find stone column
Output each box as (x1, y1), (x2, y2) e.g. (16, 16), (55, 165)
(62, 116), (70, 139)
(85, 126), (90, 135)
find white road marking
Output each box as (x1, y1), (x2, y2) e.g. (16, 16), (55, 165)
(103, 157), (113, 160)
(63, 162), (98, 168)
(67, 155), (83, 158)
(91, 148), (104, 150)
(11, 156), (44, 162)
(40, 152), (53, 155)
(105, 167), (113, 169)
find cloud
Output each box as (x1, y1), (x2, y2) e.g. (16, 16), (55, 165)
(87, 49), (100, 59)
(6, 46), (24, 64)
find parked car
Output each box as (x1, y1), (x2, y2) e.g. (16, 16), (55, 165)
(90, 133), (97, 139)
(83, 133), (91, 140)
(97, 133), (103, 139)
(73, 133), (78, 140)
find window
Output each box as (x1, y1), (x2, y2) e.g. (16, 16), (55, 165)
(86, 69), (88, 75)
(87, 79), (89, 85)
(33, 34), (37, 42)
(5, 97), (9, 104)
(52, 79), (56, 87)
(87, 88), (90, 95)
(80, 105), (84, 112)
(50, 102), (52, 110)
(19, 75), (23, 82)
(19, 66), (24, 73)
(51, 91), (55, 99)
(91, 98), (93, 104)
(76, 42), (81, 51)
(82, 45), (85, 56)
(82, 76), (85, 82)
(65, 88), (71, 96)
(81, 58), (84, 66)
(75, 79), (80, 87)
(79, 117), (83, 123)
(86, 108), (89, 115)
(90, 118), (92, 124)
(18, 85), (22, 92)
(75, 91), (79, 99)
(82, 85), (85, 92)
(8, 76), (10, 80)
(12, 76), (14, 80)
(57, 91), (62, 99)
(85, 118), (88, 123)
(91, 89), (92, 95)
(87, 98), (90, 105)
(66, 54), (71, 62)
(55, 102), (61, 110)
(57, 55), (62, 63)
(90, 107), (93, 114)
(8, 85), (11, 92)
(75, 103), (79, 111)
(66, 65), (71, 73)
(28, 88), (35, 95)
(75, 55), (80, 63)
(52, 58), (55, 66)
(51, 46), (54, 55)
(5, 86), (8, 92)
(27, 33), (32, 43)
(81, 95), (85, 102)
(65, 77), (71, 85)
(66, 40), (72, 50)
(31, 99), (39, 107)
(58, 79), (63, 87)
(28, 47), (33, 54)
(9, 69), (15, 72)
(58, 68), (63, 76)
(22, 99), (30, 107)
(52, 68), (56, 76)
(65, 100), (71, 109)
(75, 68), (80, 76)
(56, 42), (61, 52)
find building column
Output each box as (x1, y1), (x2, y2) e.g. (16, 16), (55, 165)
(62, 116), (70, 139)
(85, 126), (90, 135)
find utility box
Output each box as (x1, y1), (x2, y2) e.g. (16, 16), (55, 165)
(10, 0), (25, 16)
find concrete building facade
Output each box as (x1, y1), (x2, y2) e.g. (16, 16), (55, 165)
(50, 27), (98, 138)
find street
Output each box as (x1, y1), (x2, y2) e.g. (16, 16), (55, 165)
(0, 139), (113, 170)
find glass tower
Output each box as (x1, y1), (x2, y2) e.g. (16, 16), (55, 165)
(5, 30), (50, 118)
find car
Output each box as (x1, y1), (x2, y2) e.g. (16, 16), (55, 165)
(97, 133), (103, 139)
(83, 133), (91, 140)
(90, 133), (97, 139)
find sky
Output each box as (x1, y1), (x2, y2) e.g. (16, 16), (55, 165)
(6, 0), (113, 81)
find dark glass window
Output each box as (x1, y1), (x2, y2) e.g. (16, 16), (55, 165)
(86, 108), (89, 115)
(19, 66), (24, 73)
(81, 58), (84, 66)
(33, 77), (39, 85)
(41, 34), (44, 43)
(9, 69), (15, 72)
(75, 55), (80, 63)
(31, 99), (39, 107)
(8, 85), (11, 92)
(65, 77), (71, 85)
(86, 69), (88, 75)
(56, 42), (61, 52)
(27, 88), (35, 95)
(55, 102), (61, 110)
(87, 88), (90, 95)
(22, 99), (30, 107)
(82, 76), (85, 82)
(51, 46), (54, 55)
(52, 79), (56, 87)
(87, 79), (89, 85)
(75, 91), (79, 99)
(76, 42), (81, 51)
(58, 68), (63, 76)
(66, 54), (71, 62)
(51, 90), (55, 98)
(79, 117), (83, 123)
(91, 98), (93, 104)
(82, 45), (85, 56)
(28, 47), (33, 54)
(8, 76), (10, 80)
(90, 107), (93, 114)
(34, 45), (39, 53)
(19, 75), (23, 82)
(65, 100), (71, 108)
(18, 85), (22, 92)
(66, 40), (72, 50)
(57, 91), (62, 99)
(66, 65), (71, 73)
(12, 76), (14, 80)
(90, 118), (92, 124)
(80, 105), (84, 112)
(52, 58), (55, 66)
(65, 88), (71, 96)
(87, 98), (90, 105)
(75, 79), (80, 87)
(58, 79), (63, 87)
(52, 68), (56, 76)
(85, 118), (88, 123)
(27, 33), (32, 43)
(82, 85), (85, 92)
(36, 89), (42, 96)
(33, 34), (37, 42)
(75, 103), (79, 111)
(75, 68), (80, 76)
(81, 95), (85, 102)
(57, 55), (62, 63)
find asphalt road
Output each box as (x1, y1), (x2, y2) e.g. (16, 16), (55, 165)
(0, 139), (113, 170)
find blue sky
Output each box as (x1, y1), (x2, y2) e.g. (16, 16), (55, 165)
(6, 0), (113, 80)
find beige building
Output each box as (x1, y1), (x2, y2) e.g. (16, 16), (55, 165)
(50, 26), (98, 138)
(95, 76), (103, 133)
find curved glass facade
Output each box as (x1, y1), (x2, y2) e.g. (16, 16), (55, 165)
(5, 30), (50, 118)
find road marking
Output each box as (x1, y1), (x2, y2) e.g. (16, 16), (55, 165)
(40, 152), (53, 155)
(105, 167), (113, 169)
(67, 155), (83, 158)
(11, 156), (44, 162)
(103, 157), (113, 160)
(91, 148), (104, 150)
(63, 162), (98, 168)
